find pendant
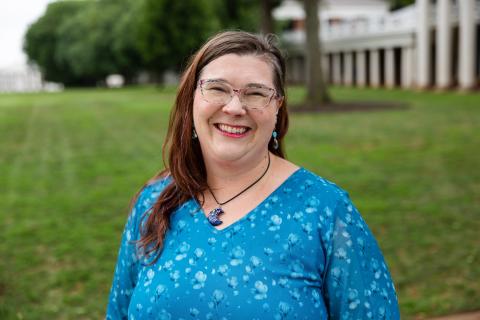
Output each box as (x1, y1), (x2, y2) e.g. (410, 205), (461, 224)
(208, 207), (224, 226)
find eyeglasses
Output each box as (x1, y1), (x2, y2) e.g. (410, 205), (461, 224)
(198, 79), (281, 110)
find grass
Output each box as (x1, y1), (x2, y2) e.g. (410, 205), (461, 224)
(0, 85), (479, 319)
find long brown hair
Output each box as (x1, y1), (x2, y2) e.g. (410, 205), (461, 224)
(137, 31), (289, 261)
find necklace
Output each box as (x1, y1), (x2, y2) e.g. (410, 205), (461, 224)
(207, 153), (271, 226)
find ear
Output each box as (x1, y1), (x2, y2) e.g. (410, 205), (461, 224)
(274, 96), (284, 115)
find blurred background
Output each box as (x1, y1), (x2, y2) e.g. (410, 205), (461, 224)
(0, 0), (479, 319)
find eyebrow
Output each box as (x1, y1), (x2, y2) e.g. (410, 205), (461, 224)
(205, 78), (272, 89)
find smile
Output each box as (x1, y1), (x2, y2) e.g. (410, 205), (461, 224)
(215, 123), (251, 137)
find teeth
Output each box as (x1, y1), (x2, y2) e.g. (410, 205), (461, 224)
(218, 124), (247, 134)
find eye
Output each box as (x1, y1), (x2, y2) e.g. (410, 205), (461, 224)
(203, 81), (229, 93)
(209, 86), (228, 93)
(245, 88), (269, 97)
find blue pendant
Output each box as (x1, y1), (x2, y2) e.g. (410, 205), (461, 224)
(208, 207), (224, 226)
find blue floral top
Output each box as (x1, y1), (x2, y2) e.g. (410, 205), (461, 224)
(106, 168), (400, 319)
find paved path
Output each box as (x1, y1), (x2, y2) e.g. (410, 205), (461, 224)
(429, 311), (480, 320)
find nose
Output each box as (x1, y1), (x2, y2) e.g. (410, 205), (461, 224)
(222, 89), (246, 116)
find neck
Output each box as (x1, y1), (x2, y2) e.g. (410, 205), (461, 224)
(205, 152), (272, 192)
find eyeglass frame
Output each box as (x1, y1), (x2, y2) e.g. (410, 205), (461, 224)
(197, 79), (283, 110)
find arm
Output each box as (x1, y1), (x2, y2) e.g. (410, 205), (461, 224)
(322, 192), (400, 320)
(105, 185), (152, 319)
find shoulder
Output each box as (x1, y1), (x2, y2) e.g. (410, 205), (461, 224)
(142, 175), (172, 204)
(285, 168), (361, 234)
(138, 176), (172, 207)
(296, 168), (364, 223)
(290, 167), (350, 204)
(127, 175), (173, 228)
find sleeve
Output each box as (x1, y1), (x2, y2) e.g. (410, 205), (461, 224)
(105, 184), (153, 320)
(322, 191), (400, 320)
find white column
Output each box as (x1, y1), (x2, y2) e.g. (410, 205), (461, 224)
(402, 47), (414, 89)
(416, 0), (431, 88)
(356, 50), (367, 87)
(333, 53), (342, 85)
(344, 52), (353, 86)
(458, 0), (477, 90)
(370, 49), (380, 87)
(436, 0), (452, 89)
(385, 48), (396, 88)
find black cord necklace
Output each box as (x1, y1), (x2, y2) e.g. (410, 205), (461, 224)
(207, 153), (271, 226)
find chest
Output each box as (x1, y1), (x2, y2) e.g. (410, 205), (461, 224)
(128, 200), (329, 319)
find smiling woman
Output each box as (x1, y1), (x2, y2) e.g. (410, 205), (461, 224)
(106, 31), (400, 319)
(193, 54), (281, 169)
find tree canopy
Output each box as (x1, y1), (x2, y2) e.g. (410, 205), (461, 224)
(24, 0), (144, 86)
(24, 0), (271, 86)
(24, 1), (88, 85)
(136, 0), (219, 76)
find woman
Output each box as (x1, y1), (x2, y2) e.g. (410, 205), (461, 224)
(106, 31), (400, 319)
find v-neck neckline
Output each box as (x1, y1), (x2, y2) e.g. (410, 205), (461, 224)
(192, 167), (304, 233)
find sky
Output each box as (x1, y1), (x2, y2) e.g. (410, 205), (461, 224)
(0, 0), (55, 70)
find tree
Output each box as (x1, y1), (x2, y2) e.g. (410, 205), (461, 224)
(55, 2), (117, 85)
(137, 0), (220, 78)
(56, 0), (144, 85)
(390, 0), (415, 11)
(304, 0), (331, 108)
(215, 0), (260, 32)
(109, 0), (145, 82)
(24, 1), (88, 85)
(25, 0), (144, 86)
(260, 0), (275, 34)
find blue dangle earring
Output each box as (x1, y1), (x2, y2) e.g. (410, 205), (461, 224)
(272, 130), (279, 150)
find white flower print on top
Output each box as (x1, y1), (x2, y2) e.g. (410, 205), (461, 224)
(192, 271), (207, 289)
(268, 215), (282, 231)
(106, 169), (399, 320)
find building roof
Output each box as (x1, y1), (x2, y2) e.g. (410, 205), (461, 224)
(273, 0), (390, 20)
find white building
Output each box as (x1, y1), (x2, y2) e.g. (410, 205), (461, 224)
(274, 0), (480, 90)
(0, 65), (44, 93)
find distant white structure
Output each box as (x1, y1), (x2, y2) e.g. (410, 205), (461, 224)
(0, 64), (63, 93)
(0, 65), (43, 93)
(106, 74), (125, 88)
(275, 0), (480, 90)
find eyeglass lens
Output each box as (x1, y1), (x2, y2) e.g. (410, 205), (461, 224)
(201, 80), (274, 109)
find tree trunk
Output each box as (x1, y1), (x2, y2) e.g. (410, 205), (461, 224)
(260, 0), (275, 34)
(304, 0), (331, 108)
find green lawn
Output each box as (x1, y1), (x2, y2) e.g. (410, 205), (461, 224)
(0, 86), (479, 319)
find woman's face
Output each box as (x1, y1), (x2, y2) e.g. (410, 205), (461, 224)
(193, 53), (281, 166)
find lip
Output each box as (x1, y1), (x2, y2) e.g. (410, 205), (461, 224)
(214, 123), (251, 138)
